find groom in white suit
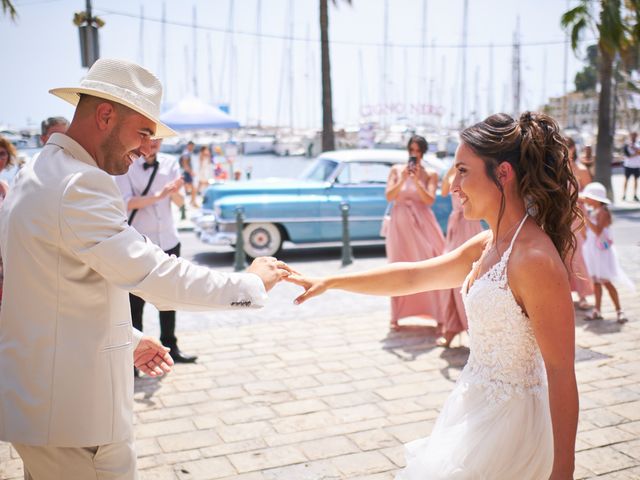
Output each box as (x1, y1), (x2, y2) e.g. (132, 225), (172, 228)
(0, 58), (291, 479)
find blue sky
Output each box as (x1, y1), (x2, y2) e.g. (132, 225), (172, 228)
(1, 0), (587, 130)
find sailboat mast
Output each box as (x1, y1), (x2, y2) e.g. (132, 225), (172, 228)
(439, 55), (445, 129)
(421, 0), (427, 127)
(381, 0), (389, 127)
(138, 5), (144, 65)
(207, 33), (214, 103)
(160, 2), (167, 100)
(230, 1), (236, 114)
(289, 0), (294, 129)
(487, 43), (494, 116)
(183, 44), (189, 99)
(512, 17), (521, 117)
(257, 0), (262, 126)
(403, 48), (408, 123)
(428, 37), (435, 116)
(473, 66), (480, 123)
(460, 0), (468, 127)
(192, 5), (198, 96)
(542, 49), (547, 107)
(562, 0), (569, 127)
(358, 49), (365, 122)
(307, 25), (314, 128)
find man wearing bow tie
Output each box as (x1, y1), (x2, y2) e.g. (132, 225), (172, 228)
(115, 138), (197, 365)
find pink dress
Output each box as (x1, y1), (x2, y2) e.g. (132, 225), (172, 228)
(386, 177), (446, 323)
(568, 177), (593, 299)
(569, 216), (594, 298)
(442, 195), (484, 333)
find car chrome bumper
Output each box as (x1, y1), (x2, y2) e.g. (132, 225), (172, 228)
(193, 211), (238, 246)
(199, 230), (237, 246)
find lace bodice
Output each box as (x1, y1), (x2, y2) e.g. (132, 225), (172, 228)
(460, 215), (546, 403)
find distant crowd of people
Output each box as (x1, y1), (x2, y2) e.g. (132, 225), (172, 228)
(178, 140), (248, 207)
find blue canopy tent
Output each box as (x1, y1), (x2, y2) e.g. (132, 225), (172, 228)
(160, 96), (241, 130)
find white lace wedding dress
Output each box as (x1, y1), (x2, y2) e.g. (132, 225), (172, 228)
(396, 215), (553, 479)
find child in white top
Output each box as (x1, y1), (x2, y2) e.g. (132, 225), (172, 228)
(581, 182), (634, 323)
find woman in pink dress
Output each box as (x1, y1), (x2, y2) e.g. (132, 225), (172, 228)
(566, 137), (594, 310)
(385, 135), (446, 329)
(438, 165), (484, 346)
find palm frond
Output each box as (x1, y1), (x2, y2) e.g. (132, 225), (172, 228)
(561, 2), (592, 53)
(1, 0), (17, 20)
(560, 3), (591, 29)
(571, 18), (588, 51)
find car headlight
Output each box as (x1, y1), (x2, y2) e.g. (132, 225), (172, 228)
(214, 205), (222, 218)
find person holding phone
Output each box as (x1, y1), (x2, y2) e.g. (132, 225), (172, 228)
(383, 135), (446, 329)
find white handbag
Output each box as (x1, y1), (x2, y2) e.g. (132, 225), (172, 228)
(380, 203), (393, 238)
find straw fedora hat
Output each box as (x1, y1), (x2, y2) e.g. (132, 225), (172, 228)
(49, 58), (176, 138)
(580, 182), (611, 205)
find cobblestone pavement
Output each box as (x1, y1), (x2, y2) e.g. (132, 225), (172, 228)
(1, 174), (639, 479)
(3, 287), (639, 479)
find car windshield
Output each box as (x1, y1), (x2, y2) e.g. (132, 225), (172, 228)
(299, 158), (339, 182)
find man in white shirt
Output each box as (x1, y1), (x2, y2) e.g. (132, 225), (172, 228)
(40, 116), (69, 145)
(115, 139), (198, 364)
(623, 131), (640, 201)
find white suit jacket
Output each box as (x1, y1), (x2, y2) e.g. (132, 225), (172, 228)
(0, 133), (267, 447)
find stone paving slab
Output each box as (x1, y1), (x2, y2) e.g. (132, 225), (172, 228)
(3, 283), (639, 479)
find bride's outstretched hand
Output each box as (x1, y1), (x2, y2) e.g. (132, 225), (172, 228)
(285, 274), (328, 304)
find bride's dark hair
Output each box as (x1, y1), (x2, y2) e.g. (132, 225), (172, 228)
(460, 112), (581, 261)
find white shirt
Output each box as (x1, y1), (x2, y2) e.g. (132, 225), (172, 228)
(624, 140), (640, 169)
(114, 152), (181, 251)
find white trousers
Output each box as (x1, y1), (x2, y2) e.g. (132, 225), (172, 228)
(13, 439), (138, 480)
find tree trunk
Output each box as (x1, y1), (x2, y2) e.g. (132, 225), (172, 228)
(595, 45), (614, 198)
(320, 0), (335, 152)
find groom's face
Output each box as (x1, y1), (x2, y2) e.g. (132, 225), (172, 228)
(98, 104), (155, 175)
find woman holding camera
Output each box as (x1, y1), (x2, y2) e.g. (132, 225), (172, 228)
(384, 135), (446, 329)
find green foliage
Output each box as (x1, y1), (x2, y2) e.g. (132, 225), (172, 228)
(574, 45), (599, 92)
(576, 67), (598, 91)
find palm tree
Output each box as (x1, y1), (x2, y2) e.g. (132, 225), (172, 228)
(561, 0), (640, 196)
(2, 0), (17, 20)
(320, 0), (352, 152)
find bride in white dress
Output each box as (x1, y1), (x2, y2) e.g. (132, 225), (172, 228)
(288, 112), (580, 479)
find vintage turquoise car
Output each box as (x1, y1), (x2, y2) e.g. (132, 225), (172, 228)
(193, 149), (453, 258)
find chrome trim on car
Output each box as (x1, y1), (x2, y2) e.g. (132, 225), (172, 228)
(200, 230), (237, 246)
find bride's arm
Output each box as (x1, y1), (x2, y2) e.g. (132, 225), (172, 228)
(287, 230), (489, 304)
(510, 244), (578, 479)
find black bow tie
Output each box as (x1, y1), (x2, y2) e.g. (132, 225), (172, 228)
(143, 160), (159, 170)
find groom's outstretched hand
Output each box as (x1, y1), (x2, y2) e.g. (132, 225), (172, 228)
(134, 336), (174, 377)
(285, 274), (327, 305)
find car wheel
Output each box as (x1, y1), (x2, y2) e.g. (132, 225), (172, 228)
(243, 223), (283, 258)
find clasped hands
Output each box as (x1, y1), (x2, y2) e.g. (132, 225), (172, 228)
(247, 256), (324, 304)
(135, 256), (298, 377)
